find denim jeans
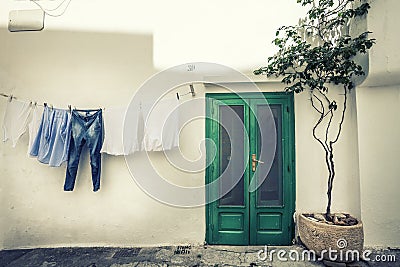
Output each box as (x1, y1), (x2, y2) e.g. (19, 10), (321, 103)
(64, 109), (103, 192)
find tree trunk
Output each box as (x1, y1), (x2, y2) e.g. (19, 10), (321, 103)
(310, 87), (348, 223)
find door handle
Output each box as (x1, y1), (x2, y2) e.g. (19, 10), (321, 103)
(252, 154), (264, 172)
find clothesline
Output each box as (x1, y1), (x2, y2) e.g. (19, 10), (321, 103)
(1, 83), (196, 106)
(0, 92), (106, 110)
(2, 92), (180, 191)
(1, 92), (53, 108)
(1, 92), (28, 102)
(2, 91), (181, 153)
(1, 92), (40, 104)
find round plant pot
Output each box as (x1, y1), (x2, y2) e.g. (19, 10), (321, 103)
(298, 213), (364, 262)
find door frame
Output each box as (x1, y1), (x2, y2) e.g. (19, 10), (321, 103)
(205, 92), (296, 245)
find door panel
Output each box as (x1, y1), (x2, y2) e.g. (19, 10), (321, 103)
(218, 104), (245, 206)
(206, 93), (295, 246)
(250, 101), (290, 245)
(256, 104), (283, 207)
(210, 99), (250, 245)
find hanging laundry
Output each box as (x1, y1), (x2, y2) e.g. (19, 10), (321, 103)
(100, 106), (141, 156)
(30, 104), (72, 167)
(141, 98), (179, 151)
(2, 98), (32, 147)
(27, 104), (44, 155)
(64, 109), (103, 192)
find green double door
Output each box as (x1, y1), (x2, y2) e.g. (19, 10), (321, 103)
(206, 93), (295, 245)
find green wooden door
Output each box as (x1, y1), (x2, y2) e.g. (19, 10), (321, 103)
(206, 93), (295, 245)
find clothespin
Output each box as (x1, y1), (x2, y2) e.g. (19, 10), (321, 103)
(44, 102), (47, 107)
(8, 95), (13, 102)
(189, 84), (196, 97)
(68, 105), (71, 113)
(176, 84), (196, 100)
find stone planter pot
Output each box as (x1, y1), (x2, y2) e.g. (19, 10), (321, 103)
(298, 213), (364, 262)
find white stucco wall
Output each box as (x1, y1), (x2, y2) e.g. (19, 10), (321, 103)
(356, 85), (400, 247)
(356, 0), (400, 247)
(0, 0), (397, 250)
(0, 32), (361, 248)
(0, 0), (308, 249)
(0, 0), (305, 71)
(294, 88), (361, 218)
(0, 29), (208, 249)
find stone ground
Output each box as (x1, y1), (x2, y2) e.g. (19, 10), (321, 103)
(0, 245), (398, 267)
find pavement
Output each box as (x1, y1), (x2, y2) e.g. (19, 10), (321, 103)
(0, 245), (398, 267)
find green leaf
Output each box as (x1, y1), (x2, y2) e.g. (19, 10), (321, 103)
(253, 0), (374, 96)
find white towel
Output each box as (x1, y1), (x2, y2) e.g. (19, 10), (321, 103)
(101, 106), (141, 155)
(2, 98), (32, 147)
(27, 104), (43, 155)
(142, 98), (179, 151)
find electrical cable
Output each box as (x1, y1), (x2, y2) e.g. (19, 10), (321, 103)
(31, 0), (68, 12)
(30, 0), (72, 17)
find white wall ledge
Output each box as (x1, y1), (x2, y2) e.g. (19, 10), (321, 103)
(359, 0), (400, 88)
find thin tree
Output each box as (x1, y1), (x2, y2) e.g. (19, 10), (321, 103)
(254, 0), (375, 221)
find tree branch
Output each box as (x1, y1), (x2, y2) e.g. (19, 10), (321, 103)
(311, 92), (327, 150)
(331, 86), (348, 145)
(310, 93), (323, 114)
(311, 92), (334, 190)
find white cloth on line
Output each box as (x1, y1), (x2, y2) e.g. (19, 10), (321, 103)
(27, 104), (43, 155)
(2, 98), (32, 147)
(100, 106), (141, 155)
(141, 98), (179, 151)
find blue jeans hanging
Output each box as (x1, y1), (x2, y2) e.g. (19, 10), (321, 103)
(64, 109), (103, 192)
